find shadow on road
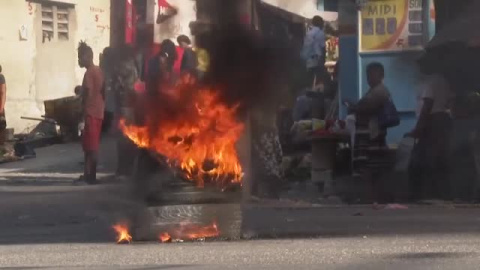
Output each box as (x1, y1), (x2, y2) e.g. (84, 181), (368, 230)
(0, 266), (195, 270)
(392, 252), (475, 260)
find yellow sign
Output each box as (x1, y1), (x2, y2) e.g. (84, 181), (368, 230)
(360, 0), (424, 52)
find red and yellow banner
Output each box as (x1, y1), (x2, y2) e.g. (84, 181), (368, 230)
(360, 0), (425, 52)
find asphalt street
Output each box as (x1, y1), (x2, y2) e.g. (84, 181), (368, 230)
(1, 141), (480, 269)
(1, 235), (480, 270)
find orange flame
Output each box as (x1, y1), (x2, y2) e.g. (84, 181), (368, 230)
(160, 221), (220, 242)
(112, 224), (133, 244)
(159, 232), (172, 243)
(179, 221), (220, 240)
(120, 78), (244, 188)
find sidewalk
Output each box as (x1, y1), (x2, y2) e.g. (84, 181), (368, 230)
(0, 137), (117, 184)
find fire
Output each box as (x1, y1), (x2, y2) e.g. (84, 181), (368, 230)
(112, 224), (133, 244)
(178, 221), (220, 240)
(159, 232), (172, 243)
(120, 77), (244, 188)
(159, 221), (220, 242)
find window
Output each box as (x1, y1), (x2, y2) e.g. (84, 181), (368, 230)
(41, 4), (54, 40)
(41, 3), (70, 41)
(57, 7), (69, 41)
(324, 0), (339, 12)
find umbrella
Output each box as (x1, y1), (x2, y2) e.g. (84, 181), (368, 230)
(428, 1), (480, 48)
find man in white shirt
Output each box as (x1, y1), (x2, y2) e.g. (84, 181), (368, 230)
(408, 71), (454, 201)
(415, 74), (453, 119)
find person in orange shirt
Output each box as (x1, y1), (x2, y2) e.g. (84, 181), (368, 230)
(77, 41), (105, 185)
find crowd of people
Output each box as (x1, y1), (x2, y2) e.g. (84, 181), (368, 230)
(74, 30), (210, 185)
(294, 15), (458, 202)
(47, 14), (467, 201)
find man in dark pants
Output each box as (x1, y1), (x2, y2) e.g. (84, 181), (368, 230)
(408, 69), (454, 201)
(177, 35), (198, 76)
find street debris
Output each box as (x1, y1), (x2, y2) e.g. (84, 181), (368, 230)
(172, 239), (185, 243)
(373, 203), (409, 210)
(385, 204), (409, 210)
(0, 143), (20, 163)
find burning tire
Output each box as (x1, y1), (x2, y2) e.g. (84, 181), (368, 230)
(119, 74), (246, 242)
(130, 148), (243, 241)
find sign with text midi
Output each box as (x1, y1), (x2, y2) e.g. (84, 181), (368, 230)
(360, 0), (425, 52)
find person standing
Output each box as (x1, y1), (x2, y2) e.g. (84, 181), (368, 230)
(147, 39), (177, 86)
(77, 41), (105, 185)
(408, 68), (454, 201)
(0, 65), (6, 144)
(177, 35), (198, 76)
(347, 62), (392, 145)
(345, 62), (396, 202)
(173, 40), (185, 78)
(301, 16), (326, 85)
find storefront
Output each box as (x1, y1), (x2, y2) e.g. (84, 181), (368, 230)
(338, 0), (436, 144)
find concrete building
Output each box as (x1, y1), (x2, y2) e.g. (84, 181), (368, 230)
(337, 0), (436, 144)
(0, 0), (110, 133)
(152, 0), (196, 43)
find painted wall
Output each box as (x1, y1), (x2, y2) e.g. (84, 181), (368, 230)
(359, 51), (422, 143)
(0, 0), (110, 133)
(262, 0), (338, 21)
(0, 1), (37, 133)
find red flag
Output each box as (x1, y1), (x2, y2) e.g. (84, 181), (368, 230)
(156, 0), (177, 24)
(125, 0), (133, 44)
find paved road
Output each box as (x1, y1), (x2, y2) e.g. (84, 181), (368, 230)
(2, 141), (480, 269)
(1, 235), (480, 269)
